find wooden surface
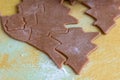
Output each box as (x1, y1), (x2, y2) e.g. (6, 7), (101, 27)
(0, 0), (120, 80)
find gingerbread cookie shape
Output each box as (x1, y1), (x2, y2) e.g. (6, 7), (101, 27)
(51, 28), (99, 74)
(83, 0), (120, 34)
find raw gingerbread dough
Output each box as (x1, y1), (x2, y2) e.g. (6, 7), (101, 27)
(1, 0), (77, 68)
(52, 28), (99, 74)
(83, 0), (120, 34)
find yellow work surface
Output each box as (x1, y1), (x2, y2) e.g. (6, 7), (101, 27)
(0, 0), (120, 80)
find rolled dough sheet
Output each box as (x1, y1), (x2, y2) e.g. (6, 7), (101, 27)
(0, 0), (120, 80)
